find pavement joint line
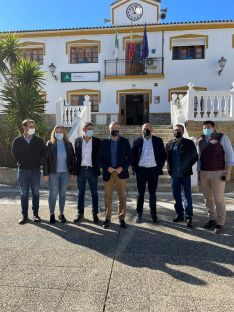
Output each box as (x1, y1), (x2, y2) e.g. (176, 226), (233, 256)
(102, 225), (121, 312)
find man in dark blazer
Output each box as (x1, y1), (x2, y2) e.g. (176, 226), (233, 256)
(132, 123), (166, 223)
(74, 122), (101, 224)
(99, 122), (132, 229)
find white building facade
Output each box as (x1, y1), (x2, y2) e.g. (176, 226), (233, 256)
(1, 0), (234, 125)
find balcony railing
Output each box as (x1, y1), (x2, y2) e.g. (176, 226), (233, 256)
(104, 57), (164, 77)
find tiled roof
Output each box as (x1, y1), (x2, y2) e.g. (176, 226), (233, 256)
(1, 20), (234, 34)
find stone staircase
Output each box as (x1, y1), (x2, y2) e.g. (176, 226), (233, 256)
(66, 124), (199, 192)
(93, 125), (174, 193)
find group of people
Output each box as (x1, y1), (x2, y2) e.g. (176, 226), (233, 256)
(12, 119), (234, 234)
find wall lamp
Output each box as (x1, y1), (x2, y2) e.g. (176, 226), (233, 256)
(218, 57), (227, 76)
(49, 63), (58, 80)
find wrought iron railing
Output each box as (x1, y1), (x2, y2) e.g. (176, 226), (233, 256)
(104, 57), (164, 77)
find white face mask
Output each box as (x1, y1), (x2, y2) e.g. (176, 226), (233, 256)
(28, 128), (35, 136)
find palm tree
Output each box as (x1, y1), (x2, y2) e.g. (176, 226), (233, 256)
(0, 34), (21, 82)
(0, 34), (46, 133)
(1, 59), (46, 132)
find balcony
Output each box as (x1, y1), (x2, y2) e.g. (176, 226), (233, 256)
(104, 57), (164, 79)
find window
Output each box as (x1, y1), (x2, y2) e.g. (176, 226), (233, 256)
(70, 94), (99, 112)
(70, 46), (98, 64)
(172, 45), (205, 60)
(21, 48), (44, 65)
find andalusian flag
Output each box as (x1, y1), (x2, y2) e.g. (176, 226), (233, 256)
(128, 31), (135, 64)
(114, 30), (119, 59)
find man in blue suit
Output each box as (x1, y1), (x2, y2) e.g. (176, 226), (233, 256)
(132, 123), (166, 223)
(100, 122), (132, 229)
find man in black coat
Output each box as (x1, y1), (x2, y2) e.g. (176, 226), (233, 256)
(12, 119), (46, 224)
(166, 124), (198, 228)
(132, 123), (166, 223)
(74, 122), (101, 224)
(99, 122), (132, 229)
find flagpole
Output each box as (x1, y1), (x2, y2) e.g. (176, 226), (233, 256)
(114, 24), (119, 76)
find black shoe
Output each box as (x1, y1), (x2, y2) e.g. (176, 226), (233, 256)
(93, 214), (99, 225)
(186, 218), (193, 228)
(33, 215), (41, 222)
(204, 220), (217, 230)
(73, 214), (84, 223)
(50, 214), (56, 224)
(135, 214), (142, 223)
(120, 219), (127, 228)
(173, 216), (184, 222)
(214, 224), (224, 234)
(59, 214), (66, 223)
(103, 219), (111, 229)
(152, 215), (158, 223)
(19, 216), (28, 225)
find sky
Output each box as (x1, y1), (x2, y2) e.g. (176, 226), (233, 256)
(0, 0), (233, 32)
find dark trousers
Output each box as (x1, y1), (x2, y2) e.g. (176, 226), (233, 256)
(136, 167), (159, 217)
(77, 167), (98, 215)
(17, 168), (41, 217)
(171, 175), (193, 219)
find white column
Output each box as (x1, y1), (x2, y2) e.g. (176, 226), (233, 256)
(187, 83), (195, 120)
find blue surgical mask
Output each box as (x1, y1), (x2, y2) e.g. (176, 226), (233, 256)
(203, 128), (213, 137)
(55, 133), (64, 140)
(86, 130), (93, 137)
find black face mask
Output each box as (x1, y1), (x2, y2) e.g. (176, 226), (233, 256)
(174, 132), (183, 139)
(111, 130), (119, 137)
(143, 129), (151, 137)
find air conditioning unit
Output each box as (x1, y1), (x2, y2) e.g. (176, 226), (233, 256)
(145, 58), (154, 66)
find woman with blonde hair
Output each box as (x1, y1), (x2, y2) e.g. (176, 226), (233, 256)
(43, 125), (76, 223)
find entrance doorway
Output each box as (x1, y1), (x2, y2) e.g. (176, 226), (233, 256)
(119, 93), (149, 125)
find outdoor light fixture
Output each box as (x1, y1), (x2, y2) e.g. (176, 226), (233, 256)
(218, 57), (227, 76)
(49, 63), (58, 80)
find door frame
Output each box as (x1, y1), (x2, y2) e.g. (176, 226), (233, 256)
(117, 89), (152, 125)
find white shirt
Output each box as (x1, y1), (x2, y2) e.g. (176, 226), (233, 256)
(138, 137), (157, 168)
(81, 138), (93, 167)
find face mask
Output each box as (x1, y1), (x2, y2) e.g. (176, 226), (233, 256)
(111, 130), (119, 137)
(86, 130), (93, 137)
(203, 128), (213, 137)
(174, 132), (183, 139)
(143, 129), (151, 137)
(28, 128), (35, 136)
(55, 133), (64, 140)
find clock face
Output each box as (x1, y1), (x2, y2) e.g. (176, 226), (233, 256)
(126, 3), (143, 21)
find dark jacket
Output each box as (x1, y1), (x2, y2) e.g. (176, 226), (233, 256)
(43, 141), (76, 176)
(99, 136), (132, 181)
(12, 135), (46, 169)
(166, 137), (198, 176)
(74, 136), (101, 176)
(132, 136), (166, 175)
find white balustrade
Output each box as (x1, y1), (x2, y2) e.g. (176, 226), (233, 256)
(56, 95), (91, 146)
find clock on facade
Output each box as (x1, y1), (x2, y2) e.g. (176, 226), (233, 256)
(126, 3), (143, 21)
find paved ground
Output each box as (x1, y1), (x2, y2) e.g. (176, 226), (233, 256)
(0, 185), (233, 312)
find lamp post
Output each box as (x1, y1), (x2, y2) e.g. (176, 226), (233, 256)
(218, 57), (227, 76)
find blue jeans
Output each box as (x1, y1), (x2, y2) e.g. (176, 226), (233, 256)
(171, 175), (193, 219)
(17, 168), (41, 217)
(48, 173), (69, 214)
(77, 167), (98, 215)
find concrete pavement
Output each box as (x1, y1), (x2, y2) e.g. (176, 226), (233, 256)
(0, 186), (233, 312)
